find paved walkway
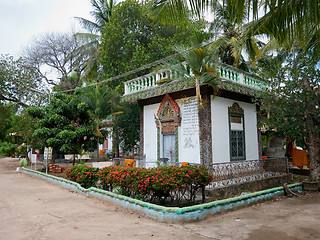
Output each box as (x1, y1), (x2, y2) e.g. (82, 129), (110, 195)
(0, 157), (319, 240)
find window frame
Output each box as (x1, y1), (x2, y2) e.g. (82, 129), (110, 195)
(228, 103), (246, 161)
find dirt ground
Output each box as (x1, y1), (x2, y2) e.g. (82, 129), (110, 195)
(1, 157), (319, 240)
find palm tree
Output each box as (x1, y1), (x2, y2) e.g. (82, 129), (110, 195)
(160, 44), (220, 165)
(76, 84), (116, 160)
(151, 0), (320, 176)
(151, 0), (320, 56)
(207, 0), (263, 70)
(152, 0), (263, 71)
(74, 0), (116, 81)
(75, 0), (115, 34)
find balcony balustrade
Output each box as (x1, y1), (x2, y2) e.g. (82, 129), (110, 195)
(124, 62), (268, 95)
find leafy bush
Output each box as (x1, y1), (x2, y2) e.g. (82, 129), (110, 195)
(0, 141), (17, 156)
(19, 158), (28, 167)
(65, 164), (99, 188)
(98, 165), (213, 204)
(66, 164), (213, 205)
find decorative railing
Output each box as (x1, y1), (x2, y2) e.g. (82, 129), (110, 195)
(124, 63), (268, 95)
(206, 158), (288, 189)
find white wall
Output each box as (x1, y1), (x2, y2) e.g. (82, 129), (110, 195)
(211, 96), (259, 163)
(177, 97), (200, 164)
(143, 96), (259, 165)
(106, 127), (113, 153)
(143, 103), (160, 162)
(243, 103), (259, 160)
(143, 98), (201, 164)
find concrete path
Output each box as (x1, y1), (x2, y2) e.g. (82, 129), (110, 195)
(0, 157), (319, 240)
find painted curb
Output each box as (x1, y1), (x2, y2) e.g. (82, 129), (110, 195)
(21, 167), (302, 223)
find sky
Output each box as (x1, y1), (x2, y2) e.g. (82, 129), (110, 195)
(0, 0), (93, 57)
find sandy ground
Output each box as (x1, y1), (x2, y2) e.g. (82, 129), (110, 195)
(1, 157), (319, 240)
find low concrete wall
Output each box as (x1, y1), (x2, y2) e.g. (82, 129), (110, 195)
(21, 167), (302, 223)
(207, 174), (292, 200)
(91, 162), (113, 168)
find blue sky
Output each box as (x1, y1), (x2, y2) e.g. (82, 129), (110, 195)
(0, 0), (93, 57)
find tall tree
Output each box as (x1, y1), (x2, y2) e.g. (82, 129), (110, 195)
(152, 0), (320, 57)
(99, 0), (209, 90)
(22, 32), (90, 91)
(28, 93), (97, 164)
(0, 55), (43, 108)
(113, 103), (140, 155)
(76, 85), (117, 160)
(207, 0), (263, 70)
(0, 103), (14, 141)
(74, 0), (117, 81)
(257, 51), (320, 178)
(75, 0), (115, 34)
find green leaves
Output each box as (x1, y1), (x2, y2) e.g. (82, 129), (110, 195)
(259, 52), (320, 147)
(29, 93), (97, 153)
(99, 0), (207, 91)
(113, 103), (140, 154)
(0, 55), (43, 108)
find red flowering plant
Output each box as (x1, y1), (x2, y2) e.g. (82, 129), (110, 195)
(65, 164), (99, 189)
(99, 165), (121, 191)
(98, 165), (213, 204)
(66, 164), (213, 205)
(146, 165), (214, 203)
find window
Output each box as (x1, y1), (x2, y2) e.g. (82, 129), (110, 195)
(229, 103), (245, 160)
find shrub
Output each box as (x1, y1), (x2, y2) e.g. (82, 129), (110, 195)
(65, 164), (99, 188)
(66, 164), (213, 205)
(98, 165), (213, 204)
(19, 158), (28, 167)
(0, 141), (17, 156)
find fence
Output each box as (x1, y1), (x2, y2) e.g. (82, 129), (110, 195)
(112, 157), (288, 189)
(206, 158), (289, 188)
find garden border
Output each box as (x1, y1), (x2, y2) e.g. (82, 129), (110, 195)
(21, 167), (302, 223)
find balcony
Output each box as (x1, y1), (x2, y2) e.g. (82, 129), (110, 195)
(123, 62), (268, 96)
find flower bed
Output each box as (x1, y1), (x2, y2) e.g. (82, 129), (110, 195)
(65, 164), (99, 189)
(65, 164), (213, 206)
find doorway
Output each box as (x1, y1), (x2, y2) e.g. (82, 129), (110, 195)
(163, 134), (176, 163)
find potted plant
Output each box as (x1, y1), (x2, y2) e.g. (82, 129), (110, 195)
(302, 176), (320, 191)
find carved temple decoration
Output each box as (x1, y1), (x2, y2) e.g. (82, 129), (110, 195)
(228, 102), (244, 115)
(155, 94), (181, 134)
(155, 94), (181, 161)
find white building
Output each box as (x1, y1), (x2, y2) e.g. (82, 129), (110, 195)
(122, 63), (266, 166)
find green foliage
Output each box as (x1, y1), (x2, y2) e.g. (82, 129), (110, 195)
(75, 85), (117, 159)
(99, 0), (209, 91)
(19, 158), (28, 168)
(76, 85), (116, 132)
(65, 164), (99, 188)
(0, 54), (44, 108)
(15, 145), (27, 156)
(258, 52), (320, 147)
(113, 103), (140, 154)
(94, 165), (213, 204)
(0, 141), (16, 156)
(0, 103), (14, 141)
(28, 93), (97, 155)
(257, 50), (320, 177)
(8, 109), (40, 148)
